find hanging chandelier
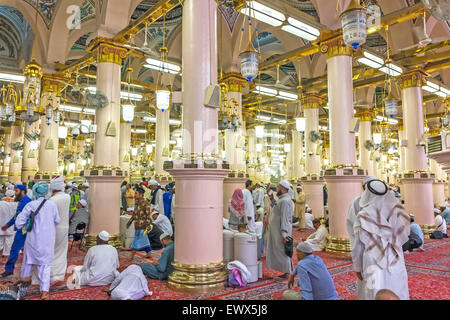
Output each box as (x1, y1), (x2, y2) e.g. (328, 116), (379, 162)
(384, 82), (399, 118)
(122, 68), (135, 123)
(239, 5), (260, 82)
(19, 60), (43, 123)
(340, 0), (367, 50)
(0, 83), (18, 123)
(155, 13), (172, 112)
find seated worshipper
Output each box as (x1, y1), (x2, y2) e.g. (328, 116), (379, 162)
(374, 289), (400, 300)
(151, 210), (173, 236)
(266, 180), (294, 277)
(104, 264), (152, 300)
(72, 231), (120, 287)
(163, 185), (172, 221)
(442, 205), (450, 224)
(14, 181), (60, 300)
(304, 219), (328, 251)
(149, 180), (165, 216)
(430, 208), (448, 239)
(69, 199), (90, 236)
(284, 242), (338, 300)
(305, 207), (315, 230)
(141, 233), (174, 280)
(0, 200), (18, 262)
(127, 186), (153, 261)
(228, 188), (247, 231)
(351, 179), (410, 300)
(403, 214), (424, 253)
(146, 222), (164, 251)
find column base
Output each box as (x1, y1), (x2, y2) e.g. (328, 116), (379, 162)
(420, 224), (435, 240)
(325, 236), (351, 255)
(168, 261), (228, 293)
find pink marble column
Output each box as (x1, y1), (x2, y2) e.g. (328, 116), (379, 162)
(155, 108), (170, 181)
(166, 0), (229, 293)
(399, 70), (434, 236)
(303, 94), (324, 217)
(21, 121), (39, 183)
(358, 111), (374, 176)
(321, 38), (364, 253)
(83, 40), (128, 248)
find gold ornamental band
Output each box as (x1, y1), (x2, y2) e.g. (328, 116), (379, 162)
(8, 172), (22, 177)
(325, 236), (352, 255)
(399, 69), (427, 89)
(320, 36), (352, 59)
(84, 233), (122, 250)
(168, 261), (228, 294)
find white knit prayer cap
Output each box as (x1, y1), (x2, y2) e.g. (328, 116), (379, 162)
(433, 208), (441, 214)
(268, 190), (273, 196)
(82, 182), (89, 187)
(5, 190), (14, 197)
(79, 199), (88, 208)
(279, 180), (290, 190)
(160, 232), (170, 242)
(149, 179), (158, 186)
(306, 207), (312, 213)
(296, 242), (312, 254)
(98, 230), (110, 241)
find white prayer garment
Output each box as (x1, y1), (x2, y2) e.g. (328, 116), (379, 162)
(305, 212), (315, 230)
(253, 187), (265, 209)
(305, 224), (328, 251)
(434, 215), (447, 233)
(0, 201), (17, 256)
(151, 188), (165, 216)
(243, 188), (256, 233)
(109, 265), (152, 300)
(153, 214), (173, 236)
(48, 191), (71, 282)
(351, 181), (410, 300)
(171, 193), (175, 223)
(15, 198), (60, 292)
(73, 244), (120, 287)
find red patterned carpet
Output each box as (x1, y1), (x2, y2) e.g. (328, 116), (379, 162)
(1, 228), (448, 300)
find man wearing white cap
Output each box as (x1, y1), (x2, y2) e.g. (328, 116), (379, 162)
(351, 179), (410, 300)
(305, 206), (314, 230)
(141, 233), (174, 280)
(284, 242), (337, 300)
(266, 180), (294, 276)
(105, 264), (152, 300)
(72, 231), (120, 287)
(69, 199), (90, 236)
(39, 175), (71, 286)
(0, 198), (18, 262)
(432, 208), (447, 237)
(149, 179), (165, 217)
(79, 182), (89, 204)
(151, 210), (173, 237)
(243, 180), (256, 233)
(263, 189), (276, 247)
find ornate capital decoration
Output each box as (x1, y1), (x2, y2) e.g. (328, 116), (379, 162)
(326, 236), (351, 254)
(41, 74), (66, 96)
(399, 69), (427, 89)
(355, 108), (375, 121)
(302, 93), (322, 109)
(87, 37), (128, 66)
(220, 72), (248, 93)
(320, 36), (352, 59)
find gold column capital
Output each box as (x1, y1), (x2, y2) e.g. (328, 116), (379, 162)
(399, 69), (428, 89)
(87, 37), (128, 65)
(302, 93), (322, 109)
(355, 108), (375, 121)
(220, 72), (248, 93)
(42, 74), (66, 96)
(320, 36), (352, 59)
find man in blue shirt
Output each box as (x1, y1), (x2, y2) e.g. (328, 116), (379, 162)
(284, 242), (338, 300)
(440, 206), (450, 224)
(162, 185), (172, 221)
(0, 184), (32, 278)
(409, 214), (424, 252)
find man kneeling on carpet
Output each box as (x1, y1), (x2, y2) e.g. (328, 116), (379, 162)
(141, 233), (174, 280)
(72, 231), (120, 287)
(284, 242), (338, 300)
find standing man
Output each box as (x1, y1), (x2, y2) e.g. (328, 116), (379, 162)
(253, 183), (265, 222)
(162, 185), (172, 221)
(263, 189), (276, 247)
(243, 180), (256, 233)
(79, 182), (89, 204)
(0, 200), (18, 263)
(124, 183), (135, 210)
(0, 184), (31, 278)
(44, 176), (71, 286)
(351, 179), (410, 300)
(127, 186), (152, 261)
(294, 185), (306, 228)
(149, 180), (165, 216)
(266, 180), (294, 277)
(15, 181), (60, 300)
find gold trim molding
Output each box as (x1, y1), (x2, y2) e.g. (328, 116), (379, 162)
(320, 36), (352, 59)
(325, 236), (351, 254)
(168, 261), (228, 293)
(399, 69), (427, 89)
(88, 37), (128, 65)
(220, 72), (248, 93)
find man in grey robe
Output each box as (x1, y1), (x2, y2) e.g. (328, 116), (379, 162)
(266, 180), (294, 277)
(69, 199), (90, 235)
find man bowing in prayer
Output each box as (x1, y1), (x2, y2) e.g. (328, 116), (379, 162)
(350, 179), (410, 300)
(266, 180), (294, 278)
(141, 233), (174, 280)
(105, 264), (152, 300)
(149, 180), (165, 216)
(15, 181), (60, 300)
(46, 176), (71, 286)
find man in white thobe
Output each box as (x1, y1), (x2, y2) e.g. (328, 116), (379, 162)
(351, 179), (410, 300)
(149, 180), (165, 216)
(346, 175), (377, 299)
(72, 231), (120, 287)
(45, 176), (71, 285)
(243, 180), (256, 233)
(106, 264), (152, 300)
(15, 181), (60, 300)
(0, 200), (17, 262)
(151, 211), (173, 236)
(253, 183), (265, 222)
(266, 180), (294, 276)
(433, 208), (447, 235)
(305, 219), (328, 251)
(305, 207), (315, 230)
